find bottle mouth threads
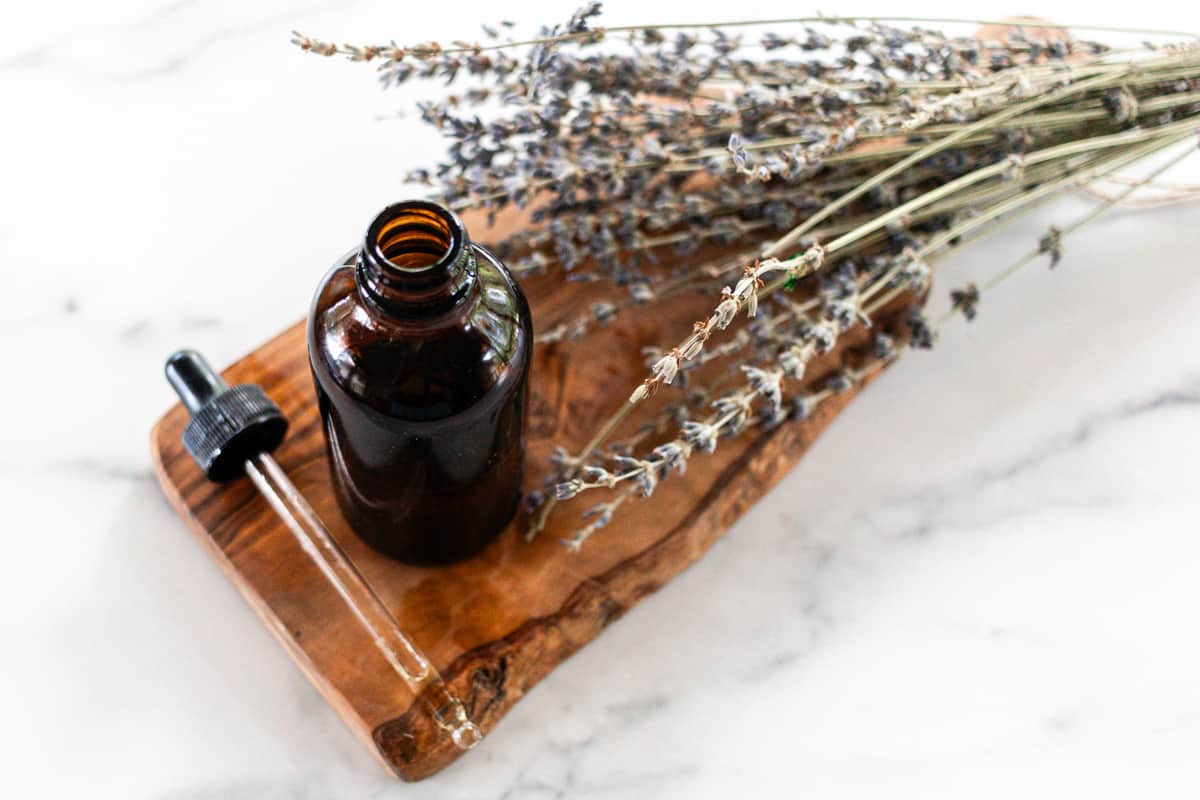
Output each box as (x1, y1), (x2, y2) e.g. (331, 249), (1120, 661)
(368, 200), (465, 274)
(358, 200), (474, 315)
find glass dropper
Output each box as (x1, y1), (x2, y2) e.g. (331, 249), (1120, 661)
(164, 349), (482, 750)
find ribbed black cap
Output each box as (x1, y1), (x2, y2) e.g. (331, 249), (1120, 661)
(164, 349), (288, 482)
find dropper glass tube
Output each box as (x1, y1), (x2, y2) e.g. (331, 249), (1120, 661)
(245, 452), (482, 749)
(164, 349), (481, 751)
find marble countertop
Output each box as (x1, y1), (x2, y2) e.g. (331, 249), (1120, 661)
(6, 1), (1200, 797)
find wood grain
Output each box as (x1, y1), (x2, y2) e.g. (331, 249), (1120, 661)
(150, 209), (914, 780)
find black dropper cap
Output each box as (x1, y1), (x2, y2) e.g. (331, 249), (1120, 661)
(164, 349), (288, 482)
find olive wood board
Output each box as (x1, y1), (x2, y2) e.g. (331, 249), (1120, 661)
(150, 208), (909, 780)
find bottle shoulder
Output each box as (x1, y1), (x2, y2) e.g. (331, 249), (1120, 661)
(307, 246), (532, 422)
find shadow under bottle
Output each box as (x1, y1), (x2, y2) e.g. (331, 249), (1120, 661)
(307, 201), (532, 566)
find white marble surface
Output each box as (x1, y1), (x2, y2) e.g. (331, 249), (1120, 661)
(5, 1), (1200, 797)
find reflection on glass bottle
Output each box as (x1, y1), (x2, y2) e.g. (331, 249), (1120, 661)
(308, 201), (532, 566)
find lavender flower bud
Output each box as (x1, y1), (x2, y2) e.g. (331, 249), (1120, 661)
(741, 366), (784, 413)
(826, 371), (855, 394)
(651, 351), (680, 385)
(872, 332), (898, 361)
(790, 394), (815, 421)
(1038, 226), (1063, 268)
(713, 295), (739, 329)
(555, 479), (584, 500)
(652, 441), (690, 475)
(950, 284), (981, 322)
(681, 420), (719, 453)
(906, 309), (936, 350)
(779, 344), (810, 379)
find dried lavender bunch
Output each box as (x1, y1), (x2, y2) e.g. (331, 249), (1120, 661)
(297, 9), (1200, 547)
(296, 11), (1120, 277)
(553, 129), (1199, 549)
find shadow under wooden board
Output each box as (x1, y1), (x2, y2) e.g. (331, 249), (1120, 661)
(150, 207), (915, 780)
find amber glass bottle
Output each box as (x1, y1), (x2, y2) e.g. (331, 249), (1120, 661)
(307, 200), (532, 566)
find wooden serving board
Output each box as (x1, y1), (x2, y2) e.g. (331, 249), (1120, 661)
(150, 209), (911, 780)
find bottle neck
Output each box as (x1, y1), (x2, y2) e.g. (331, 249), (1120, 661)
(356, 200), (475, 318)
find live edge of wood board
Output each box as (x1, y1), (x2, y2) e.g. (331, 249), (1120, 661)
(150, 206), (914, 781)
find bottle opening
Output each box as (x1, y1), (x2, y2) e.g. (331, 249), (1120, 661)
(369, 201), (463, 273)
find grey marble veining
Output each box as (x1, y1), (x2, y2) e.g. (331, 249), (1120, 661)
(5, 1), (1200, 797)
